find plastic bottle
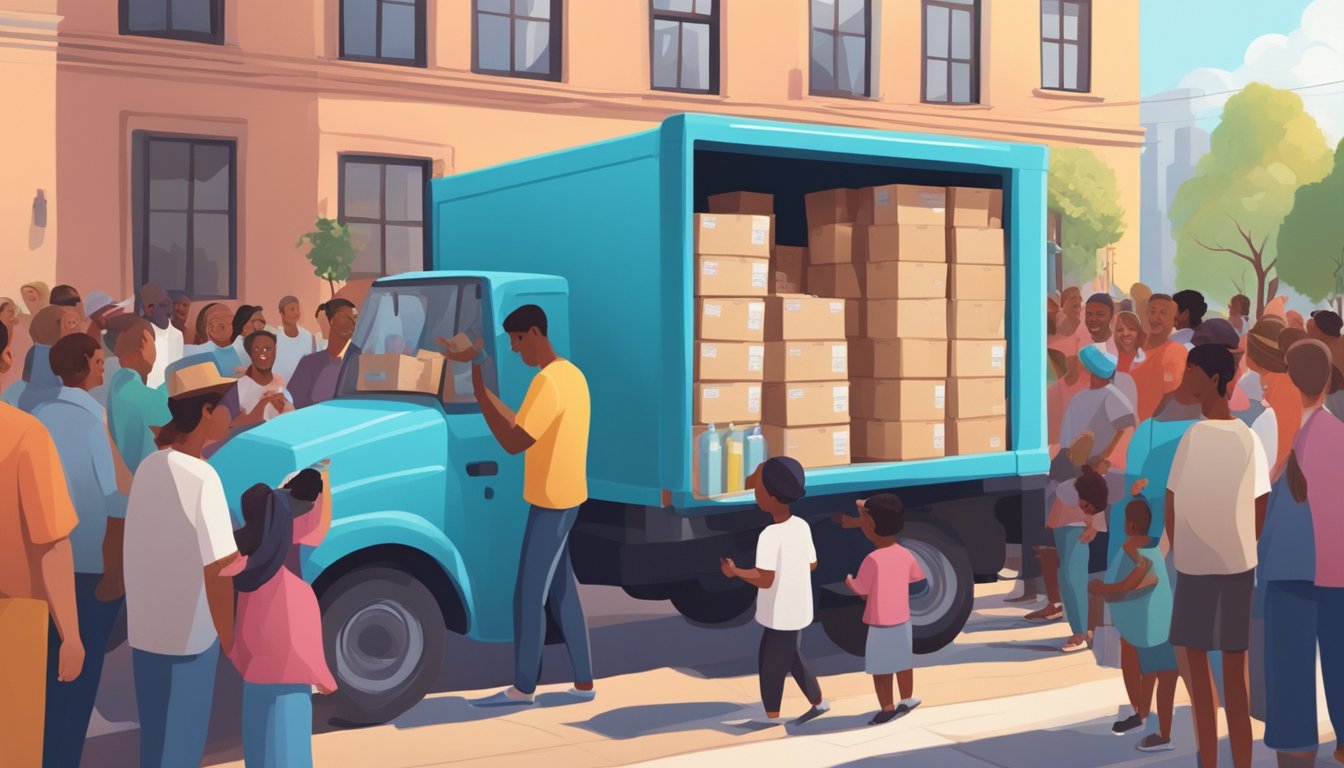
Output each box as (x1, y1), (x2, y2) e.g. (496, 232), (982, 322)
(698, 424), (724, 497)
(745, 425), (766, 480)
(725, 423), (744, 493)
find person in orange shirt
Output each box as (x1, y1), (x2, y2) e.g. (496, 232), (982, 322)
(1131, 294), (1189, 423)
(0, 321), (84, 768)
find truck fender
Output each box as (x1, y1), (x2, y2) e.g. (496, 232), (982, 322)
(304, 510), (477, 633)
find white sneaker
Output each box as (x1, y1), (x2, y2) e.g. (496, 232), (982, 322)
(471, 687), (535, 707)
(567, 687), (597, 702)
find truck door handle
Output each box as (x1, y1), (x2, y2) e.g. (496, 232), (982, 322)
(466, 461), (499, 477)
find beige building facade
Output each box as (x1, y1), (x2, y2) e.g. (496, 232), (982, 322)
(1, 0), (1141, 325)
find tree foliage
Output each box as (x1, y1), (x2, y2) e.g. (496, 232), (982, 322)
(1171, 83), (1333, 317)
(1277, 137), (1344, 313)
(1048, 147), (1127, 284)
(296, 217), (357, 298)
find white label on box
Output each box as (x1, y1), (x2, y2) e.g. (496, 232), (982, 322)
(703, 303), (721, 318)
(934, 385), (946, 409)
(702, 345), (718, 358)
(789, 388), (805, 400)
(992, 345), (1006, 368)
(789, 348), (803, 357)
(877, 189), (890, 206)
(751, 263), (768, 288)
(748, 386), (761, 413)
(934, 279), (945, 287)
(748, 346), (764, 370)
(833, 430), (849, 455)
(831, 346), (847, 373)
(786, 300), (801, 311)
(829, 301), (844, 313)
(934, 423), (946, 449)
(702, 216), (717, 229)
(833, 387), (849, 412)
(991, 436), (1003, 449)
(702, 260), (719, 276)
(748, 303), (765, 329)
(703, 388), (720, 399)
(751, 219), (768, 245)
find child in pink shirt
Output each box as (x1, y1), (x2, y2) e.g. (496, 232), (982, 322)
(839, 494), (928, 725)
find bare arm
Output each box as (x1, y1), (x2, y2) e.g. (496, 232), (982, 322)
(204, 552), (240, 652)
(39, 539), (83, 681)
(1093, 426), (1131, 470)
(1166, 490), (1176, 549)
(96, 518), (126, 601)
(472, 364), (535, 455)
(109, 425), (132, 496)
(730, 566), (775, 590)
(1093, 555), (1155, 597)
(1255, 493), (1269, 540)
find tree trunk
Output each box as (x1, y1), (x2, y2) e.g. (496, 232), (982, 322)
(327, 276), (336, 299)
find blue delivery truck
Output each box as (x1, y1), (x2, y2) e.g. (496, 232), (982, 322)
(210, 114), (1048, 725)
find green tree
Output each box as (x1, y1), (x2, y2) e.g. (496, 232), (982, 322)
(296, 217), (357, 298)
(1048, 147), (1126, 285)
(1277, 137), (1344, 315)
(1171, 83), (1333, 317)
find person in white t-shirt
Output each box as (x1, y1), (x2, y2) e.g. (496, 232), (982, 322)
(721, 457), (830, 728)
(140, 283), (183, 389)
(123, 361), (239, 768)
(273, 295), (317, 382)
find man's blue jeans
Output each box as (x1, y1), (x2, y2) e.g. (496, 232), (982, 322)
(132, 642), (219, 768)
(1263, 581), (1344, 752)
(44, 573), (123, 768)
(514, 505), (593, 695)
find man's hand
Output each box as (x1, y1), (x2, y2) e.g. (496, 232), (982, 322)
(1088, 579), (1106, 595)
(720, 557), (737, 580)
(94, 575), (124, 602)
(436, 335), (483, 363)
(316, 685), (335, 696)
(1090, 459), (1112, 475)
(844, 574), (862, 596)
(58, 636), (85, 683)
(1131, 478), (1149, 497)
(1080, 526), (1098, 544)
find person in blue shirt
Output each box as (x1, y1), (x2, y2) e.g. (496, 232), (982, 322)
(106, 316), (171, 474)
(32, 332), (129, 768)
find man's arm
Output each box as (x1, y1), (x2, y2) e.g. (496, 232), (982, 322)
(38, 539), (84, 681)
(1255, 493), (1269, 540)
(472, 365), (534, 455)
(96, 518), (126, 602)
(204, 553), (239, 652)
(729, 564), (775, 589)
(1166, 490), (1176, 549)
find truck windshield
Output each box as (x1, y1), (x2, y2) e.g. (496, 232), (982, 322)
(336, 279), (493, 405)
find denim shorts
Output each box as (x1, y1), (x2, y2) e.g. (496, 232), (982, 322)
(865, 622), (914, 675)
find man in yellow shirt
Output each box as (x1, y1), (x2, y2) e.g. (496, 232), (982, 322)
(440, 304), (594, 707)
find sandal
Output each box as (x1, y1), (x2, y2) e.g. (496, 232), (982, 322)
(1025, 604), (1064, 623)
(1060, 636), (1089, 653)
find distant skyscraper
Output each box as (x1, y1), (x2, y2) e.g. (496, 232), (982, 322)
(1141, 89), (1210, 292)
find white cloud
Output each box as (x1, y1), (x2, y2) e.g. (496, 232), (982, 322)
(1178, 0), (1344, 142)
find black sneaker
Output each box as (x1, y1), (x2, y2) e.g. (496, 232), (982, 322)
(869, 709), (900, 725)
(1112, 714), (1144, 735)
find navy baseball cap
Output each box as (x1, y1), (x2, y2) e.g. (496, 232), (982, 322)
(760, 456), (807, 503)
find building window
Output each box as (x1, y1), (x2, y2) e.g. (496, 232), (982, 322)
(810, 0), (871, 98)
(923, 0), (979, 104)
(341, 0), (426, 66)
(474, 0), (562, 81)
(651, 1), (718, 94)
(133, 135), (236, 299)
(119, 0), (223, 44)
(1041, 0), (1090, 92)
(339, 156), (431, 277)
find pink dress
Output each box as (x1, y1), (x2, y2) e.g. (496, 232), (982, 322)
(222, 508), (337, 690)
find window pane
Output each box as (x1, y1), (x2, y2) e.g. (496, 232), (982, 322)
(128, 0), (168, 31)
(839, 34), (866, 95)
(515, 0), (550, 19)
(385, 164), (424, 222)
(381, 1), (418, 60)
(148, 141), (189, 210)
(654, 0), (694, 11)
(950, 8), (971, 60)
(811, 0), (835, 31)
(925, 4), (949, 59)
(1063, 43), (1078, 90)
(680, 21), (711, 91)
(147, 212), (188, 291)
(652, 19), (680, 89)
(348, 222), (383, 274)
(476, 12), (511, 71)
(694, 0), (712, 13)
(1042, 41), (1059, 88)
(171, 0), (213, 33)
(477, 0), (509, 11)
(192, 144), (230, 211)
(838, 0), (865, 34)
(343, 162), (382, 219)
(1042, 0), (1060, 39)
(514, 19), (551, 74)
(192, 213), (230, 297)
(344, 0), (377, 57)
(810, 30), (835, 92)
(385, 225), (424, 275)
(925, 59), (947, 102)
(951, 61), (971, 103)
(1063, 2), (1079, 40)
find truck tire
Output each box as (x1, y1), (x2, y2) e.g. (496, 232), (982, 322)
(317, 566), (447, 726)
(669, 580), (756, 626)
(622, 584), (676, 602)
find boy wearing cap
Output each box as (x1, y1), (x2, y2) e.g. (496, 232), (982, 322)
(721, 457), (829, 727)
(1085, 293), (1118, 356)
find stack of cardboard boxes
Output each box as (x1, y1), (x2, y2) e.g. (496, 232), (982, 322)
(762, 294), (850, 469)
(946, 188), (1008, 455)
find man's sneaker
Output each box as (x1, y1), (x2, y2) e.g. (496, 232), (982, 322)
(1112, 713), (1144, 735)
(566, 687), (597, 702)
(471, 687), (536, 707)
(1136, 734), (1174, 752)
(792, 699), (830, 726)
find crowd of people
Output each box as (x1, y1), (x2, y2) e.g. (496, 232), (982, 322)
(1008, 283), (1344, 766)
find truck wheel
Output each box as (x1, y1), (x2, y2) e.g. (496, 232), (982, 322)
(902, 521), (974, 654)
(622, 584), (676, 602)
(669, 580), (756, 626)
(318, 567), (447, 726)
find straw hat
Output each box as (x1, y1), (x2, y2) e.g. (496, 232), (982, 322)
(167, 361), (236, 399)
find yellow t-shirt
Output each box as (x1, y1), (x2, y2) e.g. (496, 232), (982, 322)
(517, 359), (590, 509)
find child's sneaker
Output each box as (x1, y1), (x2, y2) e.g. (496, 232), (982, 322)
(1112, 713), (1144, 735)
(1136, 734), (1174, 752)
(896, 697), (921, 714)
(792, 699), (830, 726)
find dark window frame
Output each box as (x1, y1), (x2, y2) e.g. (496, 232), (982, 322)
(472, 0), (564, 82)
(339, 0), (428, 68)
(649, 1), (720, 95)
(809, 0), (873, 99)
(1040, 0), (1091, 93)
(118, 0), (225, 45)
(922, 0), (981, 105)
(133, 132), (238, 300)
(337, 154), (433, 278)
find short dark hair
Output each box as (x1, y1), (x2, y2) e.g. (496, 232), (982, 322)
(1231, 294), (1251, 316)
(278, 295), (299, 312)
(1188, 343), (1236, 397)
(49, 333), (101, 385)
(504, 304), (548, 336)
(110, 316), (153, 358)
(760, 456), (806, 504)
(50, 284), (81, 307)
(243, 329), (277, 356)
(1311, 310), (1343, 338)
(865, 494), (906, 537)
(1075, 467), (1109, 513)
(231, 305), (263, 341)
(284, 468), (324, 502)
(0, 321), (9, 357)
(1085, 293), (1114, 312)
(316, 298), (356, 321)
(1173, 289), (1208, 327)
(156, 390), (225, 447)
(1125, 497), (1153, 535)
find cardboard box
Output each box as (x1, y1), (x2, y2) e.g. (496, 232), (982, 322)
(696, 342), (765, 382)
(950, 339), (1008, 378)
(988, 189), (1004, 228)
(947, 378), (1007, 419)
(694, 213), (771, 258)
(774, 246), (807, 284)
(763, 382), (850, 427)
(950, 264), (1006, 301)
(697, 298), (765, 342)
(763, 425), (851, 469)
(694, 382), (762, 425)
(771, 277), (803, 295)
(358, 352), (442, 394)
(947, 187), (997, 228)
(804, 188), (859, 228)
(808, 225), (854, 265)
(859, 185), (947, 227)
(765, 295), (846, 340)
(865, 261), (948, 300)
(856, 224), (946, 263)
(866, 299), (948, 339)
(948, 228), (1006, 265)
(851, 379), (947, 421)
(765, 341), (848, 383)
(696, 255), (770, 298)
(806, 265), (864, 299)
(845, 299), (865, 338)
(949, 301), (1006, 339)
(854, 420), (945, 462)
(849, 339), (948, 379)
(707, 191), (774, 216)
(948, 416), (1008, 456)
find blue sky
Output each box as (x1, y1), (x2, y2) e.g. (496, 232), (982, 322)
(1140, 0), (1314, 95)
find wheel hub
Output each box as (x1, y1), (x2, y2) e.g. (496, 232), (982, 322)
(336, 599), (425, 694)
(903, 539), (958, 628)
